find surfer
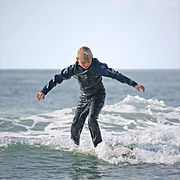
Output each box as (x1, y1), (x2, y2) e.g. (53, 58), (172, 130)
(36, 46), (145, 147)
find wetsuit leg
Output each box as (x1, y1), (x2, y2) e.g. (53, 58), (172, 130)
(88, 94), (105, 147)
(71, 96), (90, 145)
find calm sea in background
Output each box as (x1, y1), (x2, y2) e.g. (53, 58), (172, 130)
(0, 69), (180, 179)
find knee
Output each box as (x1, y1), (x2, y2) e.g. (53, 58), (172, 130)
(88, 116), (97, 126)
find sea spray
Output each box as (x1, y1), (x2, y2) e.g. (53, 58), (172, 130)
(0, 95), (180, 165)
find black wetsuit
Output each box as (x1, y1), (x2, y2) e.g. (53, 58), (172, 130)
(41, 58), (137, 147)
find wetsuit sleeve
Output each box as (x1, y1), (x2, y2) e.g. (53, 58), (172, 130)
(41, 65), (74, 95)
(94, 60), (138, 87)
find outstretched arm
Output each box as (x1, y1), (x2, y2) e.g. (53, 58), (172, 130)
(134, 84), (145, 93)
(36, 64), (75, 100)
(94, 59), (145, 92)
(94, 60), (138, 87)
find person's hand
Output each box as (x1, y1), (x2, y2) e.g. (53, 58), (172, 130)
(36, 92), (45, 101)
(134, 84), (145, 93)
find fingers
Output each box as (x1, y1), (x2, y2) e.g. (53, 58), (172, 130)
(135, 85), (145, 93)
(140, 85), (145, 93)
(39, 94), (43, 100)
(36, 92), (45, 101)
(41, 94), (45, 100)
(37, 93), (41, 101)
(36, 93), (40, 101)
(142, 86), (145, 93)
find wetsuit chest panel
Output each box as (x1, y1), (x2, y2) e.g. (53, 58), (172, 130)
(77, 69), (97, 88)
(74, 65), (105, 96)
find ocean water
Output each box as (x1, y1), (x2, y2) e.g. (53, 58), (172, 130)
(0, 69), (180, 179)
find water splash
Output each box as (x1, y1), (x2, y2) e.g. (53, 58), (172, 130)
(0, 95), (180, 165)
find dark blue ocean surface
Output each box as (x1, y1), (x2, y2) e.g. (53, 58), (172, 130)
(0, 69), (180, 179)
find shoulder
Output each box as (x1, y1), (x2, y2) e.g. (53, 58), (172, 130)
(93, 58), (102, 65)
(61, 62), (77, 74)
(68, 62), (78, 70)
(92, 58), (110, 77)
(92, 58), (108, 69)
(93, 58), (107, 69)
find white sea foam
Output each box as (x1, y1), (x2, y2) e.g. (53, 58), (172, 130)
(1, 95), (180, 165)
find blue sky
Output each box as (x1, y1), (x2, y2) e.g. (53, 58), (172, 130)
(0, 0), (179, 69)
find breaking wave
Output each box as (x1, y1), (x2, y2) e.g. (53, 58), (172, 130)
(1, 95), (180, 165)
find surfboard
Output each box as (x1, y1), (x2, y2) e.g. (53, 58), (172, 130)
(72, 148), (133, 158)
(72, 149), (95, 156)
(62, 148), (95, 156)
(62, 147), (133, 158)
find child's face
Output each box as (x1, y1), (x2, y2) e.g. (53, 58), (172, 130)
(77, 58), (92, 69)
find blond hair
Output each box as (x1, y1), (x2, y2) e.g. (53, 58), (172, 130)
(77, 46), (93, 60)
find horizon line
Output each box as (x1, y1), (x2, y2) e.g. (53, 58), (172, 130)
(0, 68), (180, 70)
